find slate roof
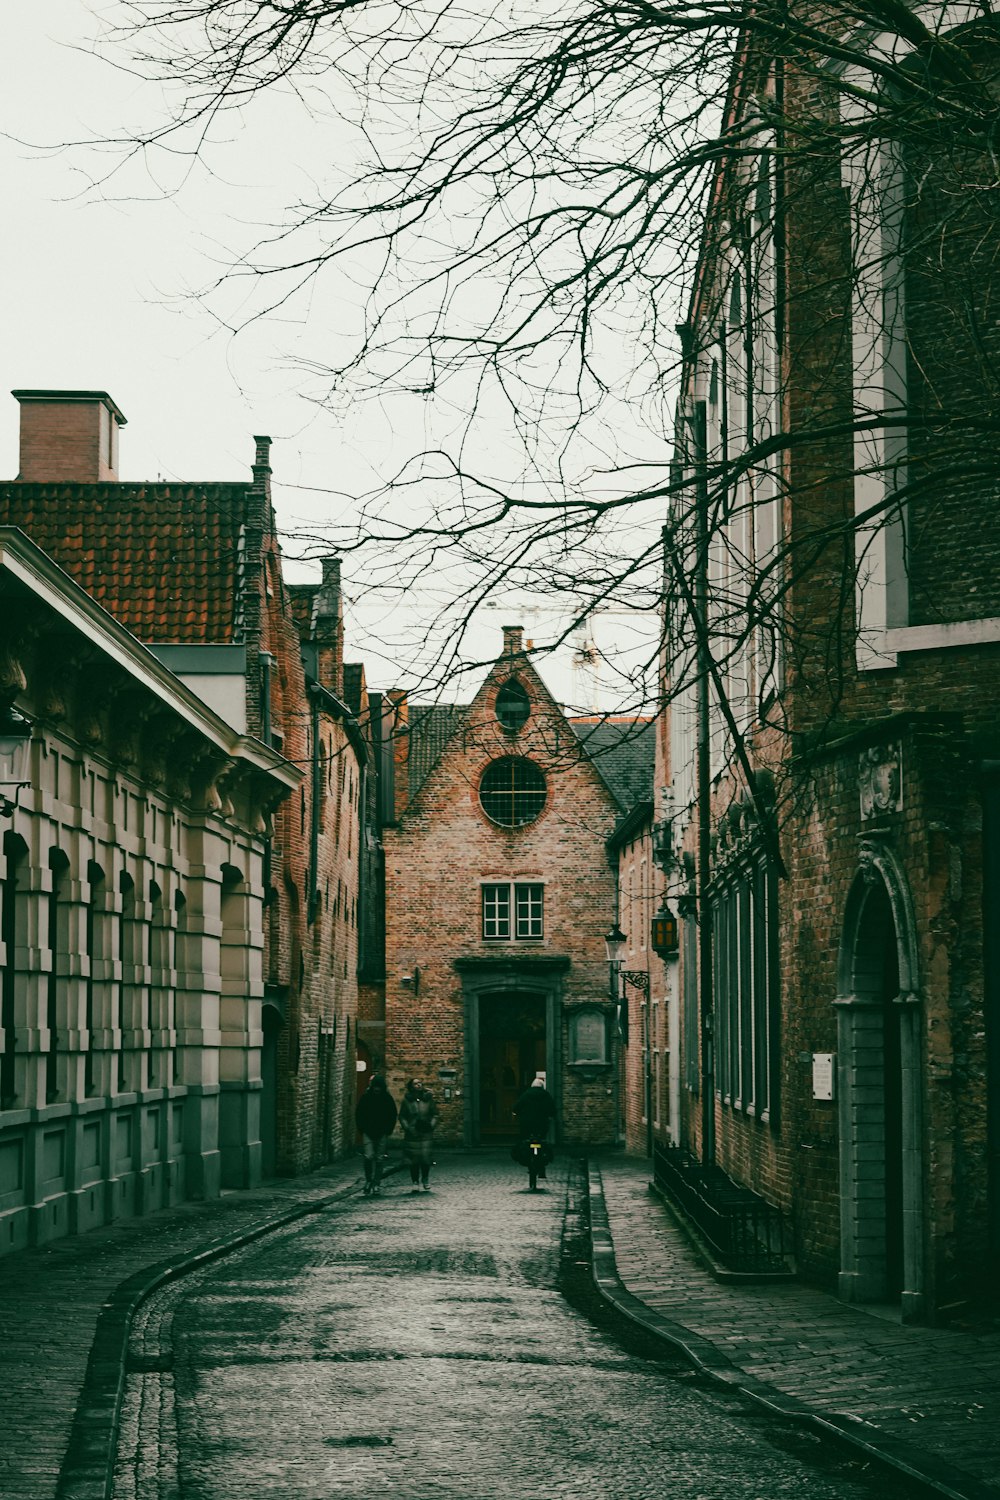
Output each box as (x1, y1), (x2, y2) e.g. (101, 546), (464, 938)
(404, 701), (655, 813)
(0, 482), (252, 643)
(406, 704), (469, 797)
(569, 717), (656, 811)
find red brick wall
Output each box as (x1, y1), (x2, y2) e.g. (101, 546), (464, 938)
(384, 648), (623, 1146)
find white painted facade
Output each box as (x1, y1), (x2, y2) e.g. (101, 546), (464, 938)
(0, 532), (299, 1255)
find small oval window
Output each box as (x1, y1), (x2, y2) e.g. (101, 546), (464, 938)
(495, 677), (530, 732)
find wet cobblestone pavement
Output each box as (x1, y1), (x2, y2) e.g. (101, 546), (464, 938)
(113, 1153), (922, 1500)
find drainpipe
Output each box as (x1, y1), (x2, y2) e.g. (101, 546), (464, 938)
(693, 399), (716, 1170)
(308, 691), (321, 925)
(357, 761), (367, 977)
(259, 652), (277, 894)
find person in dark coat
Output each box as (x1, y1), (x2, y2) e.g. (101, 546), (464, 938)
(514, 1076), (557, 1138)
(513, 1077), (557, 1178)
(355, 1074), (398, 1196)
(399, 1078), (438, 1192)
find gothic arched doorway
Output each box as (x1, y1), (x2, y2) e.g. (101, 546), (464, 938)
(835, 842), (924, 1319)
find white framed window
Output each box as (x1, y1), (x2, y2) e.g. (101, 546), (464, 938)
(482, 882), (543, 940)
(482, 883), (511, 939)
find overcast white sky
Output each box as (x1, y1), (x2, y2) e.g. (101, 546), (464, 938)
(0, 1), (665, 707)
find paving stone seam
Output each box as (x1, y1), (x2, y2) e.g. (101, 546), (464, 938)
(53, 1181), (361, 1500)
(586, 1163), (1000, 1500)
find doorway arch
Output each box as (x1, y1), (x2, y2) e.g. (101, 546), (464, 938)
(456, 957), (568, 1145)
(835, 839), (924, 1319)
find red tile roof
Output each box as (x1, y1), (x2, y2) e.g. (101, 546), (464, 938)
(0, 482), (255, 643)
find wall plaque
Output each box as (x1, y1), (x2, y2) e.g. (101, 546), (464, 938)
(812, 1052), (835, 1101)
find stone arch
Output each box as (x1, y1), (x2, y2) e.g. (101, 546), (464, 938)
(835, 838), (924, 1319)
(457, 961), (567, 1145)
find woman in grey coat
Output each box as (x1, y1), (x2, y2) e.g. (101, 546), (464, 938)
(399, 1078), (438, 1192)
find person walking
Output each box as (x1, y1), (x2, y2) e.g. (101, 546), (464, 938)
(513, 1076), (557, 1180)
(355, 1074), (398, 1197)
(399, 1077), (438, 1192)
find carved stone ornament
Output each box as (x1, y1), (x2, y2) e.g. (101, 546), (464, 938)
(196, 754), (236, 813)
(859, 742), (902, 821)
(0, 644), (27, 695)
(857, 839), (878, 885)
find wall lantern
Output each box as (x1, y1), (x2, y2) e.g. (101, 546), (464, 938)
(0, 703), (32, 817)
(604, 921), (627, 967)
(650, 902), (679, 958)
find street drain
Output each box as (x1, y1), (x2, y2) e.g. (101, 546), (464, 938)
(125, 1353), (173, 1373)
(323, 1435), (393, 1448)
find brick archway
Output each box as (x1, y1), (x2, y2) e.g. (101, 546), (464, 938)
(835, 839), (924, 1320)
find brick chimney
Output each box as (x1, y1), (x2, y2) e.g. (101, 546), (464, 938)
(13, 390), (127, 482)
(313, 555), (344, 698)
(388, 689), (409, 822)
(502, 624), (525, 656)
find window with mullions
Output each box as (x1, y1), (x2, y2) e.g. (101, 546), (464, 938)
(482, 882), (544, 940)
(479, 758), (547, 827)
(711, 852), (779, 1123)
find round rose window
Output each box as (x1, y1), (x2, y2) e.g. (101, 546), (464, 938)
(479, 757), (547, 826)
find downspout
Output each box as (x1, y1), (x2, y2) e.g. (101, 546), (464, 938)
(693, 399), (716, 1170)
(308, 690), (321, 925)
(357, 761), (367, 977)
(259, 651), (277, 895)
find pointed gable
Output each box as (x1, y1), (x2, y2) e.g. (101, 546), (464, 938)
(398, 625), (636, 822)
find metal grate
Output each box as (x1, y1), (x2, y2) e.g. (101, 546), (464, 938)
(653, 1142), (793, 1274)
(479, 757), (547, 826)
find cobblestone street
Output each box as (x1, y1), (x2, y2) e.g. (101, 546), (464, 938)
(112, 1153), (918, 1500)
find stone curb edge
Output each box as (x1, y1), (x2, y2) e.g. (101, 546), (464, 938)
(54, 1177), (361, 1500)
(586, 1164), (1000, 1500)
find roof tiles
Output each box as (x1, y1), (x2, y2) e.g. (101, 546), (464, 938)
(0, 482), (253, 643)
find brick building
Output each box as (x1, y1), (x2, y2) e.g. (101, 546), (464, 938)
(383, 627), (653, 1146)
(0, 390), (368, 1179)
(659, 14), (1000, 1320)
(0, 529), (297, 1252)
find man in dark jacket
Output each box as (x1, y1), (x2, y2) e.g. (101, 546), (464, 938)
(356, 1075), (398, 1196)
(514, 1076), (557, 1137)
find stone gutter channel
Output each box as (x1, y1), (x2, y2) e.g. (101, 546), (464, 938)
(54, 1182), (361, 1500)
(56, 1161), (995, 1500)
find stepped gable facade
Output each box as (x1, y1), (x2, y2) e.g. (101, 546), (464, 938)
(383, 627), (653, 1146)
(0, 390), (364, 1178)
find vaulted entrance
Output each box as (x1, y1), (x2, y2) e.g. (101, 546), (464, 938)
(456, 955), (568, 1146)
(836, 841), (924, 1319)
(478, 992), (546, 1137)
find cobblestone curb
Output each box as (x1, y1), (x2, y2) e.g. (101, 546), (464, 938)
(54, 1181), (361, 1500)
(586, 1163), (998, 1500)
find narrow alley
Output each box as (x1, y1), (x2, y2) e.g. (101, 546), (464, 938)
(112, 1154), (916, 1500)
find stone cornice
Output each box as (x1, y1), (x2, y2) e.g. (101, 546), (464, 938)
(453, 954), (571, 975)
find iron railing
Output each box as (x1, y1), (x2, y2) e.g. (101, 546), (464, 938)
(653, 1142), (793, 1274)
